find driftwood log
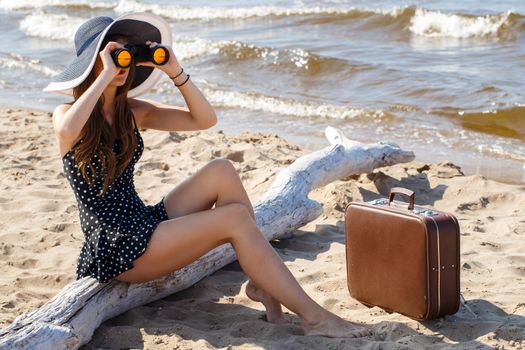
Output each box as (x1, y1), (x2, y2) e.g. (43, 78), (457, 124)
(0, 126), (415, 349)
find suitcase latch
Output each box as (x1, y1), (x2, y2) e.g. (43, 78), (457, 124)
(369, 198), (389, 205)
(368, 198), (439, 216)
(413, 208), (439, 217)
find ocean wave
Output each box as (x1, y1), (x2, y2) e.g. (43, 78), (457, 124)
(20, 12), (84, 41)
(0, 0), (115, 11)
(199, 88), (387, 121)
(208, 40), (350, 73)
(0, 53), (61, 77)
(8, 1), (523, 39)
(439, 106), (525, 141)
(113, 0), (410, 21)
(476, 144), (525, 163)
(0, 0), (412, 19)
(408, 9), (517, 38)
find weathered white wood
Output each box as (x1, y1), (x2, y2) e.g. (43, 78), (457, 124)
(0, 127), (414, 349)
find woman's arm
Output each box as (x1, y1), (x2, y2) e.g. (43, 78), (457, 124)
(53, 41), (122, 141)
(53, 73), (113, 140)
(136, 75), (217, 131)
(135, 41), (217, 132)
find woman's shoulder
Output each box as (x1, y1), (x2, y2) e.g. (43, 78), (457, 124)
(52, 102), (73, 126)
(56, 101), (74, 111)
(128, 98), (152, 128)
(128, 97), (150, 109)
(54, 101), (73, 111)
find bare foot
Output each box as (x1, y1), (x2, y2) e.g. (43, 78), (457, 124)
(302, 312), (372, 338)
(245, 280), (290, 324)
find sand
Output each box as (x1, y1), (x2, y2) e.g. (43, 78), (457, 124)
(0, 106), (524, 349)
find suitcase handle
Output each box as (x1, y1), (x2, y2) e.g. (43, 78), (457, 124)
(388, 187), (415, 210)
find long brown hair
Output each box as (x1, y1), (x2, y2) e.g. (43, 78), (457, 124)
(69, 33), (138, 197)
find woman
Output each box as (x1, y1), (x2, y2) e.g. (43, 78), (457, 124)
(46, 12), (371, 339)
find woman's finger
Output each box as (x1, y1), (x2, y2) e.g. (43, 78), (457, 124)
(104, 41), (123, 52)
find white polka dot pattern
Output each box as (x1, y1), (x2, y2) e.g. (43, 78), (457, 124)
(62, 120), (169, 283)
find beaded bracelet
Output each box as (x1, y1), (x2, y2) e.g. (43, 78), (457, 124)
(168, 67), (184, 80)
(174, 73), (190, 87)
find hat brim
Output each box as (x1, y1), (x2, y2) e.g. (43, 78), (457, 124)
(43, 12), (172, 98)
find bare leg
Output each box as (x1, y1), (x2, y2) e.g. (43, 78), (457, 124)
(161, 159), (287, 323)
(115, 203), (371, 338)
(161, 159), (256, 219)
(245, 279), (289, 324)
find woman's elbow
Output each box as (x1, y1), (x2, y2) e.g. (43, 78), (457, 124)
(206, 111), (218, 128)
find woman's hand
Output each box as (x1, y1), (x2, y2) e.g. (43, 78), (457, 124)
(136, 40), (182, 77)
(99, 41), (125, 79)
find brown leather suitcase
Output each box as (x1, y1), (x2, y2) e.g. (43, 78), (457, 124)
(344, 187), (460, 321)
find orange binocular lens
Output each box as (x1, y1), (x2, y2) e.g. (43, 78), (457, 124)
(112, 49), (132, 68)
(152, 47), (168, 65)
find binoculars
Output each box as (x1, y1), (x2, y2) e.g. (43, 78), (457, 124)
(111, 44), (170, 68)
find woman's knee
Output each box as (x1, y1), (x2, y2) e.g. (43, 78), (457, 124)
(222, 202), (257, 233)
(224, 202), (252, 220)
(209, 157), (236, 170)
(208, 158), (240, 182)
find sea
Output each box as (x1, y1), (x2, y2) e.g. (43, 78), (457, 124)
(1, 0), (524, 184)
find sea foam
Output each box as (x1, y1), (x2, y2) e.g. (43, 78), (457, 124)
(409, 9), (513, 38)
(20, 13), (84, 41)
(0, 54), (61, 77)
(200, 88), (385, 120)
(0, 0), (115, 10)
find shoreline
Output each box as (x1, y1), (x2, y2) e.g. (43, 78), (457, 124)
(10, 99), (522, 187)
(1, 106), (524, 349)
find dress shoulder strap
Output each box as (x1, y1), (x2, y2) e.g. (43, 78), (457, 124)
(131, 110), (138, 130)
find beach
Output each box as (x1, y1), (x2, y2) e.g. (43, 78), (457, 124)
(1, 0), (525, 348)
(2, 0), (525, 184)
(1, 106), (524, 349)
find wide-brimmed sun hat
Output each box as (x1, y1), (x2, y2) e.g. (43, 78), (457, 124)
(43, 12), (172, 98)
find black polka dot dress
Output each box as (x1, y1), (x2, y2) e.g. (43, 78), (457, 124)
(61, 116), (169, 283)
